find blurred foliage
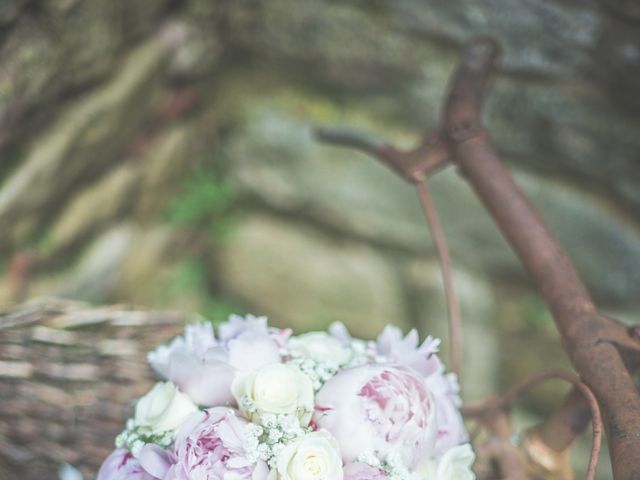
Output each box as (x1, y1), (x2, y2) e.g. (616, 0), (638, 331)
(35, 231), (57, 256)
(166, 164), (234, 228)
(201, 298), (245, 325)
(163, 145), (240, 247)
(521, 296), (556, 335)
(170, 258), (209, 293)
(168, 256), (243, 323)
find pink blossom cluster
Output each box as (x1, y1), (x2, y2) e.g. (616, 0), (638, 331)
(98, 315), (473, 480)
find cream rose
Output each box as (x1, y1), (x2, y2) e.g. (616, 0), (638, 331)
(288, 332), (351, 365)
(233, 363), (314, 425)
(269, 430), (344, 480)
(134, 381), (198, 434)
(417, 444), (476, 480)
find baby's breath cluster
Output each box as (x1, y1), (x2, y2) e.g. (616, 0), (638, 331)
(357, 451), (419, 480)
(242, 413), (309, 467)
(346, 339), (379, 367)
(383, 452), (420, 480)
(238, 394), (258, 416)
(115, 419), (173, 457)
(288, 354), (340, 391)
(283, 337), (377, 390)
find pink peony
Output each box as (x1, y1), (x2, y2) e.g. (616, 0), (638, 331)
(98, 448), (155, 480)
(148, 317), (283, 406)
(314, 365), (437, 468)
(329, 323), (443, 376)
(329, 323), (468, 458)
(426, 369), (468, 458)
(139, 407), (268, 480)
(377, 326), (468, 457)
(343, 462), (388, 480)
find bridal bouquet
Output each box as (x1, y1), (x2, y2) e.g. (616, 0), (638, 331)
(98, 315), (474, 480)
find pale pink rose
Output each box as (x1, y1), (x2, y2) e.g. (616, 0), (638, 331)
(218, 314), (291, 348)
(218, 314), (269, 343)
(148, 317), (282, 406)
(139, 407), (268, 480)
(97, 448), (155, 480)
(147, 323), (216, 380)
(343, 462), (388, 480)
(314, 365), (437, 468)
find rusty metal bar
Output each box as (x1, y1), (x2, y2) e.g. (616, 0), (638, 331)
(534, 387), (591, 454)
(314, 35), (640, 478)
(415, 181), (462, 376)
(314, 127), (450, 183)
(444, 37), (640, 480)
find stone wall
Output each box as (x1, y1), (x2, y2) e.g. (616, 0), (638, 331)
(1, 1), (639, 475)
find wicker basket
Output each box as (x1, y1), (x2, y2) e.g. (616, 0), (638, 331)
(0, 298), (188, 479)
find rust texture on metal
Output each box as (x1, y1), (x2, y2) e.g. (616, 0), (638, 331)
(463, 369), (602, 480)
(415, 181), (463, 377)
(445, 37), (640, 480)
(315, 35), (640, 479)
(535, 387), (592, 456)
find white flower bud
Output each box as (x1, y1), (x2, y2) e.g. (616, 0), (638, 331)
(269, 430), (343, 480)
(134, 381), (198, 434)
(289, 332), (351, 365)
(416, 444), (476, 480)
(233, 364), (314, 426)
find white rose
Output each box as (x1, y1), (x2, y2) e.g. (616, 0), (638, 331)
(232, 363), (314, 425)
(288, 332), (351, 365)
(417, 444), (476, 480)
(134, 381), (199, 434)
(269, 430), (344, 480)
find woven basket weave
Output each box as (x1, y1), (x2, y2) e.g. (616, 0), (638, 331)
(0, 298), (188, 479)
